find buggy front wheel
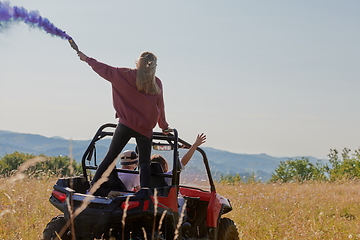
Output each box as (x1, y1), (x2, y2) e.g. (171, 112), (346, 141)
(217, 218), (239, 240)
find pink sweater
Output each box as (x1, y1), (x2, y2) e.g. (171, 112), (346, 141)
(86, 58), (169, 139)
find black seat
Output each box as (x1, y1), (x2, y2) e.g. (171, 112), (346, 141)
(93, 169), (127, 197)
(149, 162), (169, 188)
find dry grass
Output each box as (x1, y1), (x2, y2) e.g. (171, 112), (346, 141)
(1, 177), (360, 239)
(0, 177), (61, 239)
(217, 181), (360, 240)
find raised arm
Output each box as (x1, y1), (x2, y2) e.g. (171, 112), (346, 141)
(77, 52), (119, 82)
(180, 133), (206, 167)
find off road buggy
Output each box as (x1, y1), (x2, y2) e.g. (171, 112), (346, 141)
(43, 123), (239, 240)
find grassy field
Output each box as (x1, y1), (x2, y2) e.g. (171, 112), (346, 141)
(217, 182), (360, 239)
(0, 177), (61, 239)
(1, 177), (360, 239)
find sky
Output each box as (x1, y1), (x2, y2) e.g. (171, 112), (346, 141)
(1, 0), (360, 159)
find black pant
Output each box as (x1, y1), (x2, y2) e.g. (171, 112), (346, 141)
(92, 123), (152, 188)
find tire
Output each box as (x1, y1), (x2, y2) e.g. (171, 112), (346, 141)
(42, 215), (71, 240)
(218, 218), (239, 240)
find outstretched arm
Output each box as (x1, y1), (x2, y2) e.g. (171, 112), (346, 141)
(77, 52), (118, 82)
(181, 133), (206, 167)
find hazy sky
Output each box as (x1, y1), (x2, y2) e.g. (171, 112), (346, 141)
(1, 0), (359, 159)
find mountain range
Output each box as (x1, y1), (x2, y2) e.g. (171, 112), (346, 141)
(0, 129), (326, 181)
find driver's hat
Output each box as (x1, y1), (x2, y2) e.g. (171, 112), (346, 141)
(119, 150), (139, 165)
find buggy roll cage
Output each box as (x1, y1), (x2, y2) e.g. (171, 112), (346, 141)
(81, 123), (216, 192)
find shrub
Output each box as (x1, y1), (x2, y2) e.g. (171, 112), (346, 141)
(0, 152), (82, 177)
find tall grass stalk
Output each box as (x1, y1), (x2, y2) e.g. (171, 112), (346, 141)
(173, 199), (187, 240)
(141, 227), (148, 240)
(121, 195), (131, 240)
(158, 209), (168, 234)
(152, 188), (158, 240)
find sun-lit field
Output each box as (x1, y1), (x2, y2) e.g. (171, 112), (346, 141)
(0, 177), (61, 239)
(217, 181), (360, 239)
(1, 177), (360, 239)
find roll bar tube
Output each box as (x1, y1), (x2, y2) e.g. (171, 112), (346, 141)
(81, 124), (215, 192)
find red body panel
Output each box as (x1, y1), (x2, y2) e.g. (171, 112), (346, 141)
(207, 192), (222, 227)
(179, 187), (223, 227)
(150, 187), (178, 212)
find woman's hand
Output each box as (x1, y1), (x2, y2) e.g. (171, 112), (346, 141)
(194, 133), (206, 147)
(162, 128), (173, 135)
(180, 133), (206, 167)
(77, 51), (88, 61)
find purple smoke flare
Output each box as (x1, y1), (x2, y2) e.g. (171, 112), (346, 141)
(0, 1), (71, 40)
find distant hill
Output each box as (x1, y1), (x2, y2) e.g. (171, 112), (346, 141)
(0, 130), (326, 181)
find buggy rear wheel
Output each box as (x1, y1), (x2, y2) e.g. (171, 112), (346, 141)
(42, 214), (71, 240)
(218, 218), (239, 240)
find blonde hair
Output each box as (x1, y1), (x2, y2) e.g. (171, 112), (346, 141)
(136, 52), (160, 95)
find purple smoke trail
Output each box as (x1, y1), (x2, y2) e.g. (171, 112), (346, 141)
(0, 1), (72, 40)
